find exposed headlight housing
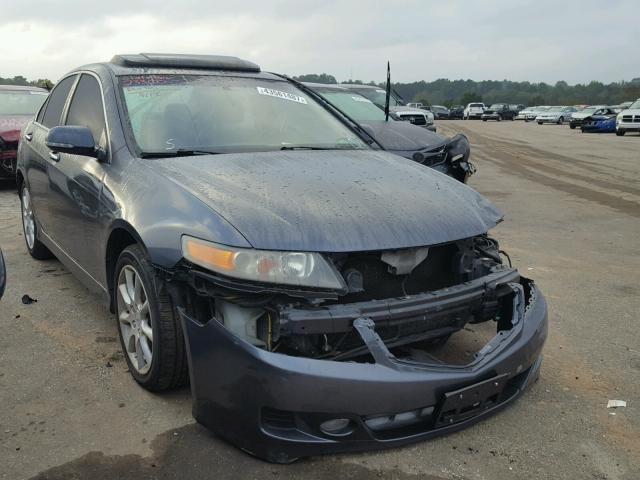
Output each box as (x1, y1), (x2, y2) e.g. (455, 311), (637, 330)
(182, 236), (346, 290)
(445, 133), (470, 163)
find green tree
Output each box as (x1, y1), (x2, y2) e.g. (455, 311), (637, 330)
(292, 73), (337, 84)
(459, 92), (483, 105)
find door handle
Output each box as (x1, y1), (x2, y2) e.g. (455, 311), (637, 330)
(24, 132), (33, 142)
(49, 151), (60, 162)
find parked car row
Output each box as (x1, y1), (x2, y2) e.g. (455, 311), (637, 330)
(2, 53), (548, 463)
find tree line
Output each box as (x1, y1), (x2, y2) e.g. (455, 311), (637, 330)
(0, 75), (54, 90)
(293, 73), (640, 106)
(4, 72), (639, 106)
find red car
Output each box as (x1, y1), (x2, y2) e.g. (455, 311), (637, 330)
(0, 85), (48, 179)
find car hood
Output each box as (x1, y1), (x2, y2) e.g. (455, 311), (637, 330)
(147, 150), (502, 252)
(0, 115), (32, 141)
(362, 121), (446, 152)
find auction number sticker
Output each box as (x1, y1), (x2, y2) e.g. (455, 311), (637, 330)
(257, 87), (308, 104)
(352, 96), (372, 103)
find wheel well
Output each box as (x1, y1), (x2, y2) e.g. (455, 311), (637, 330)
(106, 228), (137, 312)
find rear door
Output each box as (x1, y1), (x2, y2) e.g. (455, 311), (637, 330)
(24, 74), (78, 238)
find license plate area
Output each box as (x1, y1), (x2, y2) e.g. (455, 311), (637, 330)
(435, 373), (508, 427)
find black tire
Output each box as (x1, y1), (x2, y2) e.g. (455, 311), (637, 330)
(114, 244), (188, 391)
(482, 118), (487, 122)
(557, 116), (564, 125)
(537, 121), (543, 125)
(570, 124), (576, 129)
(497, 115), (502, 122)
(20, 184), (54, 260)
(616, 130), (625, 136)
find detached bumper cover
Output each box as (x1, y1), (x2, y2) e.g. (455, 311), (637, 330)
(180, 279), (547, 463)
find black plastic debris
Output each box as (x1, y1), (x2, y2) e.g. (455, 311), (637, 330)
(21, 295), (37, 305)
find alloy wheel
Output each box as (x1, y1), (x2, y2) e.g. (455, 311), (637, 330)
(117, 265), (154, 374)
(21, 188), (35, 250)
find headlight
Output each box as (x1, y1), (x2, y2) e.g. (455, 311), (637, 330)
(445, 133), (470, 163)
(181, 236), (345, 290)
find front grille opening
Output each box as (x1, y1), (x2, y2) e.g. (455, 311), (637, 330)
(392, 320), (498, 366)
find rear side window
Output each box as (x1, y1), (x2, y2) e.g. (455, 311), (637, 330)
(41, 75), (76, 128)
(66, 74), (107, 146)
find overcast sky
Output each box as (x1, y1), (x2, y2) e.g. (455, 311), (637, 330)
(1, 0), (637, 84)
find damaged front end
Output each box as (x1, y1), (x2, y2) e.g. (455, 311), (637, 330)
(166, 234), (547, 463)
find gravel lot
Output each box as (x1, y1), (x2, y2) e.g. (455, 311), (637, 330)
(1, 120), (638, 480)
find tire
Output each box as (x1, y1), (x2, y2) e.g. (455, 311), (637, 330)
(570, 124), (576, 130)
(114, 244), (188, 391)
(497, 115), (502, 122)
(20, 184), (54, 260)
(482, 118), (487, 122)
(557, 117), (564, 125)
(537, 121), (543, 125)
(616, 130), (625, 136)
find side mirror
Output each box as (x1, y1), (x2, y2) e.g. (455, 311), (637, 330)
(46, 126), (98, 158)
(0, 248), (6, 300)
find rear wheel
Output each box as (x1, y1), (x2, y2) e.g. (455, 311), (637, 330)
(616, 129), (625, 136)
(557, 116), (564, 125)
(20, 184), (53, 260)
(115, 244), (188, 391)
(570, 124), (576, 129)
(537, 121), (543, 125)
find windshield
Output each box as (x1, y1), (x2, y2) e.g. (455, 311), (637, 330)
(0, 90), (48, 115)
(469, 103), (483, 108)
(119, 75), (369, 155)
(629, 100), (640, 110)
(353, 88), (403, 108)
(319, 91), (386, 122)
(547, 106), (563, 112)
(581, 107), (599, 114)
(489, 104), (504, 110)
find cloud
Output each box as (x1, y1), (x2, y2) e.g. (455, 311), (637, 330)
(0, 0), (638, 84)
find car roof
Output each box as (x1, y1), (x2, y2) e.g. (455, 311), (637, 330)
(72, 53), (281, 80)
(339, 84), (383, 90)
(0, 84), (48, 93)
(302, 82), (349, 91)
(111, 53), (260, 72)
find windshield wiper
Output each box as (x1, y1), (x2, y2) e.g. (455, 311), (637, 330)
(140, 149), (221, 158)
(280, 145), (355, 151)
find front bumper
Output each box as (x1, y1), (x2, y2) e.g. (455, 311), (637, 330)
(179, 276), (548, 463)
(482, 113), (501, 121)
(617, 123), (640, 132)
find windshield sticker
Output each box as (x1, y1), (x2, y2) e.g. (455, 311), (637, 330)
(376, 89), (386, 94)
(256, 87), (307, 104)
(30, 91), (48, 95)
(352, 96), (373, 103)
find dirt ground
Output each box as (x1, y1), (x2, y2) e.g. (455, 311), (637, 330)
(1, 120), (638, 480)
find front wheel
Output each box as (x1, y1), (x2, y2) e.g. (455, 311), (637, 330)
(115, 244), (188, 391)
(616, 129), (625, 136)
(570, 124), (576, 129)
(497, 115), (502, 122)
(20, 184), (53, 260)
(537, 121), (543, 125)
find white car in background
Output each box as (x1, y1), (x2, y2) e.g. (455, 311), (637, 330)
(535, 106), (577, 125)
(463, 102), (486, 119)
(616, 98), (640, 136)
(393, 108), (436, 131)
(517, 106), (548, 121)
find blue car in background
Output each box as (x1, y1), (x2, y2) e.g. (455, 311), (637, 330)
(581, 115), (617, 133)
